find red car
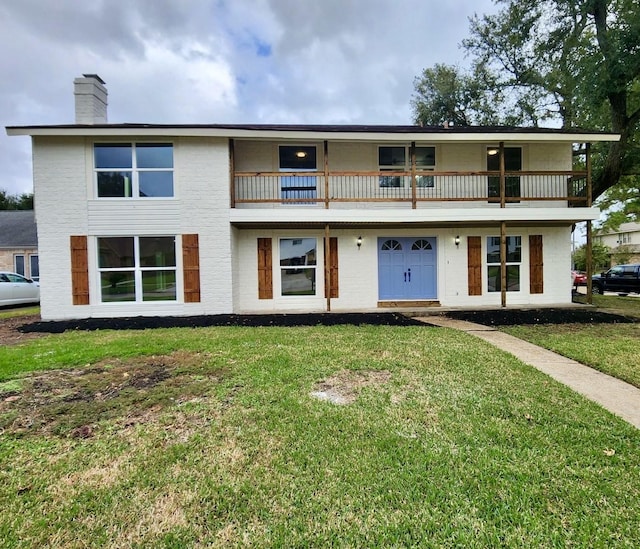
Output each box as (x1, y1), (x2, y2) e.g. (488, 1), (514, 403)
(571, 271), (587, 285)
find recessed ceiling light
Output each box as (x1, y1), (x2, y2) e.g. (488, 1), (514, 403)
(295, 151), (307, 158)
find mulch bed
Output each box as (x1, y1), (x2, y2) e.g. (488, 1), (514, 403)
(7, 308), (635, 339)
(444, 308), (636, 326)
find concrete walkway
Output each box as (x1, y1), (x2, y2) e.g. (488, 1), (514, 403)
(422, 317), (640, 430)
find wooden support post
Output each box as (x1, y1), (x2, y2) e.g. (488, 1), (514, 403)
(411, 141), (417, 209)
(325, 224), (331, 311)
(500, 221), (507, 308)
(229, 138), (236, 208)
(499, 141), (506, 208)
(585, 143), (593, 304)
(324, 140), (330, 209)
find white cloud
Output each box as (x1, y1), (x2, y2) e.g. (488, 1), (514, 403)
(0, 0), (497, 195)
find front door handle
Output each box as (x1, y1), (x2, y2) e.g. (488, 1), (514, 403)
(407, 268), (411, 282)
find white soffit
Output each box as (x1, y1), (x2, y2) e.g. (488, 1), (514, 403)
(6, 126), (621, 143)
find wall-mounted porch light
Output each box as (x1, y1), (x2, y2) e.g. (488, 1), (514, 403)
(454, 235), (461, 247)
(357, 236), (363, 249)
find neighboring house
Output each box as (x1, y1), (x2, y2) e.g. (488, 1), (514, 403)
(6, 75), (619, 321)
(595, 222), (640, 265)
(0, 210), (39, 280)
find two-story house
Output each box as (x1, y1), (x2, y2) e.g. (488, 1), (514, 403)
(6, 75), (619, 320)
(595, 222), (640, 265)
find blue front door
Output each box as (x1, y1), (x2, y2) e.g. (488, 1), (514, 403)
(378, 237), (437, 300)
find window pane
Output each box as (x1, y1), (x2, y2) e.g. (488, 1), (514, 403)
(415, 147), (435, 167)
(139, 237), (176, 267)
(281, 268), (316, 296)
(279, 146), (317, 170)
(139, 172), (174, 197)
(30, 255), (39, 279)
(506, 236), (522, 262)
(14, 255), (25, 276)
(487, 266), (500, 292)
(379, 146), (405, 167)
(98, 237), (135, 268)
(506, 265), (520, 291)
(136, 144), (173, 168)
(100, 271), (135, 301)
(97, 172), (133, 197)
(280, 238), (316, 266)
(95, 144), (132, 168)
(486, 237), (500, 263)
(142, 270), (176, 301)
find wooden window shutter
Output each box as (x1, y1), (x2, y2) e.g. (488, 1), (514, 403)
(70, 235), (89, 305)
(182, 234), (201, 303)
(257, 238), (273, 299)
(324, 237), (339, 298)
(467, 236), (482, 296)
(529, 235), (544, 294)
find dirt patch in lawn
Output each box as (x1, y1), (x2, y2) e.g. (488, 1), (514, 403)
(310, 369), (393, 405)
(0, 350), (226, 438)
(0, 314), (46, 346)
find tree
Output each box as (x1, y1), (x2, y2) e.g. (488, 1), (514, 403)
(0, 189), (34, 210)
(412, 0), (640, 201)
(572, 243), (610, 271)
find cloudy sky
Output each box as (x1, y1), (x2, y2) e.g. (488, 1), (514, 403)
(1, 0), (497, 196)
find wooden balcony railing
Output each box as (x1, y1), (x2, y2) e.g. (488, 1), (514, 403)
(232, 170), (589, 208)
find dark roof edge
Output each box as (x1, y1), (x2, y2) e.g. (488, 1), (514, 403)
(5, 122), (619, 136)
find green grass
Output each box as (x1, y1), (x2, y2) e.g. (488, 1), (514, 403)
(0, 306), (39, 320)
(505, 295), (640, 387)
(1, 325), (639, 547)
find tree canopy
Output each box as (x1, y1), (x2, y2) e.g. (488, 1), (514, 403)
(0, 189), (34, 210)
(412, 0), (640, 206)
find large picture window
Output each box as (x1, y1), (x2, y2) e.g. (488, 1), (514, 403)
(98, 236), (177, 302)
(95, 143), (174, 198)
(379, 145), (435, 188)
(487, 236), (521, 292)
(279, 237), (317, 296)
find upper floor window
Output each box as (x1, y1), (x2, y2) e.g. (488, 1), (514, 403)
(279, 145), (317, 203)
(378, 146), (435, 188)
(94, 143), (174, 198)
(487, 147), (521, 200)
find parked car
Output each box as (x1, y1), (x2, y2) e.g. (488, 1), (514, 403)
(571, 270), (587, 285)
(592, 264), (640, 295)
(0, 271), (40, 306)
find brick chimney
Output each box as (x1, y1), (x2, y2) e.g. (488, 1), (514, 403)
(73, 74), (108, 124)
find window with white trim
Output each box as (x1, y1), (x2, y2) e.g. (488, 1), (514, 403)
(94, 143), (174, 198)
(98, 236), (177, 302)
(486, 236), (521, 292)
(279, 237), (317, 296)
(378, 145), (435, 188)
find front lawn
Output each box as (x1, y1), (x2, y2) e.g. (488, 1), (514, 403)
(1, 324), (639, 547)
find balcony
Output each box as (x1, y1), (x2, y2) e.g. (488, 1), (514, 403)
(232, 170), (589, 208)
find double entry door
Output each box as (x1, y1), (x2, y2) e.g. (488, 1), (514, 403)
(378, 237), (437, 300)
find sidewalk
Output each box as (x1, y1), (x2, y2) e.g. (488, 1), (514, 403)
(423, 317), (640, 429)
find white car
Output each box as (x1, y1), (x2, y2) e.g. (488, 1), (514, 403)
(0, 271), (40, 306)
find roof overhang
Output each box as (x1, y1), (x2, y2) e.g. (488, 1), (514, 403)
(230, 207), (601, 227)
(6, 124), (621, 143)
